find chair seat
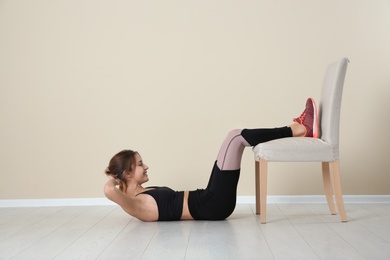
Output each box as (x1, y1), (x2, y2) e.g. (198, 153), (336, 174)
(253, 137), (338, 162)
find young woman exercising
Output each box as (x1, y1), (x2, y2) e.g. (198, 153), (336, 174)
(104, 98), (318, 221)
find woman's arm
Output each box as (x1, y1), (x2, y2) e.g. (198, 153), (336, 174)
(104, 177), (138, 213)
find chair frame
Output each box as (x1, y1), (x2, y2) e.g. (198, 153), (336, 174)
(254, 58), (349, 224)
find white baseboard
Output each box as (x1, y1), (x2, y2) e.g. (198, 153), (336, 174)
(0, 198), (115, 208)
(0, 195), (389, 208)
(236, 195), (390, 204)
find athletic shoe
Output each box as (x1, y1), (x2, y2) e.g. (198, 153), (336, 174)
(293, 98), (318, 138)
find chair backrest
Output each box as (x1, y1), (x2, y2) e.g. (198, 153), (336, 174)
(318, 57), (349, 147)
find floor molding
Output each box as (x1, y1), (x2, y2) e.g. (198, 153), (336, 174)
(236, 195), (390, 204)
(0, 198), (115, 208)
(1, 195), (390, 208)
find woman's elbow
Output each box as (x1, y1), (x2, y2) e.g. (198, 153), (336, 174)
(104, 184), (116, 201)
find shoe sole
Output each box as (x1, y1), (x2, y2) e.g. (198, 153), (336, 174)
(310, 98), (319, 138)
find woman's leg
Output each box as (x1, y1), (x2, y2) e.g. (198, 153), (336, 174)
(188, 99), (318, 220)
(215, 98), (318, 170)
(216, 127), (293, 170)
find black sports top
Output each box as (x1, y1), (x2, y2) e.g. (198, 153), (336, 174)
(137, 186), (184, 221)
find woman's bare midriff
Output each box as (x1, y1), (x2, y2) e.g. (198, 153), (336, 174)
(181, 191), (194, 220)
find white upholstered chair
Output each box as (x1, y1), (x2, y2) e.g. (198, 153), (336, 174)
(253, 57), (349, 224)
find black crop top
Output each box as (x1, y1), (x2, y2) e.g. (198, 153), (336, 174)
(137, 186), (184, 221)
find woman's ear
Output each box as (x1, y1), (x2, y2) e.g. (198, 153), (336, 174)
(122, 170), (133, 180)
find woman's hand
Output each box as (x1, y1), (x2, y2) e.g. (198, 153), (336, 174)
(107, 174), (118, 181)
(105, 174), (127, 193)
(104, 176), (121, 198)
(106, 175), (120, 187)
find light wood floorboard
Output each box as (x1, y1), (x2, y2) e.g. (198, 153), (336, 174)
(0, 203), (389, 259)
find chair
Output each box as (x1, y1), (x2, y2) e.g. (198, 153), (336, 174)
(253, 57), (349, 224)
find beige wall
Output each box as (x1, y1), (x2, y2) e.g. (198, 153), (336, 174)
(1, 0), (389, 199)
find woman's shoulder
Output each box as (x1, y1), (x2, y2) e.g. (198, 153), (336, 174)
(121, 190), (158, 221)
(142, 186), (175, 192)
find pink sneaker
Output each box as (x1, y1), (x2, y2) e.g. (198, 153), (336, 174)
(293, 98), (319, 138)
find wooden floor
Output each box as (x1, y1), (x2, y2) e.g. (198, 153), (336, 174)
(1, 203), (390, 260)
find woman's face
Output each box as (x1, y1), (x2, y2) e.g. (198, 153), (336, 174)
(131, 153), (149, 184)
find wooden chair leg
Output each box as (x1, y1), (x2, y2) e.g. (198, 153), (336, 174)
(259, 158), (268, 224)
(322, 162), (337, 215)
(330, 161), (348, 222)
(255, 161), (260, 215)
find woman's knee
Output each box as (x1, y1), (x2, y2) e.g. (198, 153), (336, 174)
(226, 129), (242, 139)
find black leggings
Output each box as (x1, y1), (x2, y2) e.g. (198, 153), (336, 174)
(188, 127), (292, 220)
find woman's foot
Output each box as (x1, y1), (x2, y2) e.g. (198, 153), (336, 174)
(292, 98), (319, 138)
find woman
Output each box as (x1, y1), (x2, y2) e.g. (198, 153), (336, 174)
(104, 98), (318, 221)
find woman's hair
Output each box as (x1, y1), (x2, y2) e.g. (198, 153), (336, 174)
(105, 149), (138, 192)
